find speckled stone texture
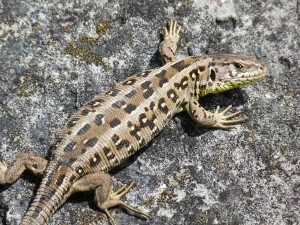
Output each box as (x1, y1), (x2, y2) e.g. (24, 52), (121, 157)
(0, 0), (299, 224)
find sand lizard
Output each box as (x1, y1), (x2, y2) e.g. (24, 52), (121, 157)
(0, 20), (268, 225)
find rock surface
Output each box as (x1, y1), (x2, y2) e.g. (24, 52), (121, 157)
(0, 0), (299, 224)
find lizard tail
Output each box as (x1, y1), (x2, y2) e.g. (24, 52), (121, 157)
(20, 164), (73, 225)
(20, 183), (71, 225)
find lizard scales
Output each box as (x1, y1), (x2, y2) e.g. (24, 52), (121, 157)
(0, 20), (268, 225)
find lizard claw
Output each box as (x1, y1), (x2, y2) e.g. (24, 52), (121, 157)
(99, 181), (150, 225)
(213, 105), (246, 129)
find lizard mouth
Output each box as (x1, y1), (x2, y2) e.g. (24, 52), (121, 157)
(223, 63), (268, 84)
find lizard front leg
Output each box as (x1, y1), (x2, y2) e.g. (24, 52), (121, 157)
(185, 99), (245, 129)
(0, 152), (48, 185)
(159, 19), (181, 64)
(71, 172), (149, 225)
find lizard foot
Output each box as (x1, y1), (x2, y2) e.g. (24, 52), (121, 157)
(162, 19), (181, 43)
(99, 181), (150, 225)
(212, 105), (245, 129)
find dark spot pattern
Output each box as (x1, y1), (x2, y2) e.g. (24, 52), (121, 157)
(141, 81), (151, 89)
(69, 175), (76, 183)
(112, 134), (120, 143)
(103, 147), (111, 155)
(84, 137), (98, 147)
(55, 174), (66, 186)
(155, 70), (168, 87)
(136, 70), (152, 77)
(90, 153), (101, 167)
(199, 66), (206, 71)
(66, 118), (79, 128)
(122, 79), (137, 86)
(139, 113), (148, 127)
(64, 157), (76, 167)
(81, 109), (90, 115)
(34, 206), (43, 214)
(155, 70), (166, 78)
(128, 146), (136, 155)
(95, 114), (104, 126)
(87, 99), (105, 108)
(171, 60), (190, 71)
(112, 100), (126, 109)
(64, 141), (77, 152)
(141, 81), (154, 99)
(130, 125), (141, 140)
(150, 101), (155, 110)
(116, 140), (130, 150)
(107, 153), (115, 160)
(167, 89), (179, 103)
(45, 172), (54, 186)
(124, 104), (137, 114)
(159, 78), (168, 87)
(148, 114), (157, 131)
(174, 76), (188, 90)
(38, 191), (51, 204)
(76, 166), (84, 175)
(189, 69), (200, 81)
(158, 98), (169, 114)
(106, 89), (120, 97)
(109, 118), (121, 128)
(125, 89), (137, 98)
(143, 88), (154, 99)
(208, 62), (215, 67)
(62, 188), (69, 195)
(77, 124), (91, 135)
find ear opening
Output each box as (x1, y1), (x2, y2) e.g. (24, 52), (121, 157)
(209, 69), (216, 81)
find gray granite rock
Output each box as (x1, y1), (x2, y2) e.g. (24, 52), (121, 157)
(0, 0), (299, 224)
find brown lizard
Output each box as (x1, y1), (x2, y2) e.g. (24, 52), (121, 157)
(0, 20), (268, 225)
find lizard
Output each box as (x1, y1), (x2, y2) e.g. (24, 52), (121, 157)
(0, 19), (268, 225)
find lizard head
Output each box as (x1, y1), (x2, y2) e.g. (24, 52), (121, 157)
(198, 54), (268, 97)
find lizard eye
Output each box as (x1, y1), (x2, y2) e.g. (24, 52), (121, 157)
(233, 63), (243, 69)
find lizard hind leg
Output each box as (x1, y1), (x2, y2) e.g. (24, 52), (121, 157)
(71, 172), (149, 225)
(97, 181), (150, 225)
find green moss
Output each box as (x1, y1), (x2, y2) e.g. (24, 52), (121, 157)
(32, 22), (44, 32)
(62, 26), (72, 33)
(64, 18), (111, 69)
(79, 35), (98, 45)
(178, 0), (195, 17)
(182, 0), (194, 7)
(65, 42), (104, 66)
(19, 90), (30, 97)
(156, 190), (176, 208)
(96, 18), (111, 36)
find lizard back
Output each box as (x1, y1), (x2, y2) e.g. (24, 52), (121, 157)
(20, 56), (205, 224)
